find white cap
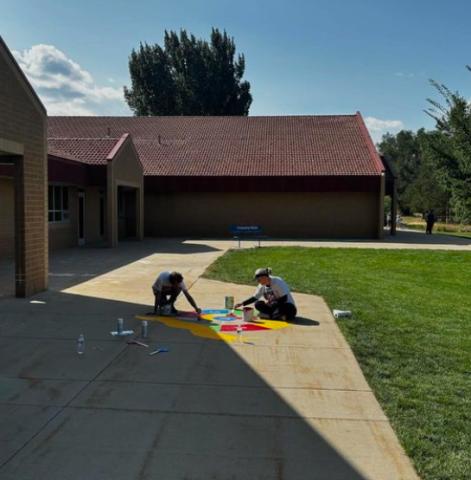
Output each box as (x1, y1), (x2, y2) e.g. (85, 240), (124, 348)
(254, 267), (272, 279)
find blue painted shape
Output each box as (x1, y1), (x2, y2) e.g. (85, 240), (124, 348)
(214, 315), (238, 322)
(202, 309), (230, 315)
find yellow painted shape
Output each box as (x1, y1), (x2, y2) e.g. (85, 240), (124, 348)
(136, 315), (236, 342)
(250, 319), (290, 330)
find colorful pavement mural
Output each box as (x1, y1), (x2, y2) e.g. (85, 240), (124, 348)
(136, 308), (290, 342)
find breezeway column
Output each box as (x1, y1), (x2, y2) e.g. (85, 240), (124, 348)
(378, 172), (385, 239)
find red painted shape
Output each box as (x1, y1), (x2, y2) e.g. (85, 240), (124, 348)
(220, 323), (269, 332)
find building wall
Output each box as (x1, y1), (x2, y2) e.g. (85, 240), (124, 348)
(0, 38), (47, 296)
(107, 138), (144, 246)
(48, 186), (78, 250)
(0, 177), (14, 257)
(48, 186), (106, 250)
(144, 191), (380, 238)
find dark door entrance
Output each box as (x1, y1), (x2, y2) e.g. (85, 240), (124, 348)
(0, 156), (17, 297)
(117, 186), (137, 240)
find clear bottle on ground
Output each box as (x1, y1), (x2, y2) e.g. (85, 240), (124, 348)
(236, 324), (243, 343)
(77, 334), (85, 355)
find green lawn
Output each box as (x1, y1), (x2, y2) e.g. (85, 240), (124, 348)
(204, 247), (471, 480)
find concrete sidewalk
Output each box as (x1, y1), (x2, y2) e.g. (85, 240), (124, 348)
(0, 239), (419, 479)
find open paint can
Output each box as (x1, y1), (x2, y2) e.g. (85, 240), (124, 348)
(243, 307), (254, 322)
(225, 296), (234, 309)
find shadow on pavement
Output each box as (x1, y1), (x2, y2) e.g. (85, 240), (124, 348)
(0, 238), (222, 299)
(290, 316), (320, 326)
(47, 238), (222, 291)
(0, 289), (366, 479)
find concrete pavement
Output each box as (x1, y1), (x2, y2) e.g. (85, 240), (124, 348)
(0, 239), (419, 479)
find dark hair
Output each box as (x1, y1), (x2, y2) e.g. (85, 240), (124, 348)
(169, 272), (183, 284)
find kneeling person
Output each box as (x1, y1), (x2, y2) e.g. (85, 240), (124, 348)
(152, 271), (201, 315)
(234, 268), (297, 321)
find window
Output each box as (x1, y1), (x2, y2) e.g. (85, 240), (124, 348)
(48, 185), (70, 223)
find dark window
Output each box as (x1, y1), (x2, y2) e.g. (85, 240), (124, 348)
(48, 185), (70, 223)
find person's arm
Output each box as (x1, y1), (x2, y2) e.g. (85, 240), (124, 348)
(153, 288), (162, 313)
(234, 296), (257, 309)
(183, 290), (201, 314)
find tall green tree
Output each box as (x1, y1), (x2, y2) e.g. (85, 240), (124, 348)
(124, 28), (252, 116)
(425, 78), (471, 223)
(378, 130), (422, 214)
(378, 129), (449, 216)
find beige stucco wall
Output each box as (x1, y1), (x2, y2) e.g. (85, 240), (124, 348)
(0, 177), (14, 257)
(48, 186), (106, 250)
(0, 38), (48, 296)
(107, 137), (144, 247)
(48, 186), (78, 250)
(144, 191), (381, 238)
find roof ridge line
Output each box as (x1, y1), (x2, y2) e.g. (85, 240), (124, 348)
(354, 112), (385, 174)
(106, 133), (130, 162)
(48, 137), (121, 140)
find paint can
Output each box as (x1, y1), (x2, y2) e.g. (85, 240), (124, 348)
(141, 320), (149, 338)
(117, 318), (124, 334)
(225, 296), (234, 310)
(243, 307), (254, 323)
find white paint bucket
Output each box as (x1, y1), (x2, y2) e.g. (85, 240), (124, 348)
(243, 307), (254, 322)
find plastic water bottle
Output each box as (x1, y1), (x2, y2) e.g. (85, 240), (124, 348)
(117, 318), (124, 334)
(236, 324), (243, 343)
(141, 320), (149, 339)
(77, 334), (85, 355)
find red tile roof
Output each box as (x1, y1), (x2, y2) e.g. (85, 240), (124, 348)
(47, 113), (384, 176)
(48, 138), (121, 165)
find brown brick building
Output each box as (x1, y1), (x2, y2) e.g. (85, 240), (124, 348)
(48, 114), (389, 239)
(0, 36), (48, 297)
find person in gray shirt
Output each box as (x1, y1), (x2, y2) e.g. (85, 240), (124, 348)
(152, 271), (201, 315)
(235, 268), (297, 321)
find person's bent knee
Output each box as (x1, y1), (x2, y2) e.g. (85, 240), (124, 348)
(255, 300), (267, 311)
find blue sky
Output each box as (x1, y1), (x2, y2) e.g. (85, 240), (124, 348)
(2, 0), (471, 142)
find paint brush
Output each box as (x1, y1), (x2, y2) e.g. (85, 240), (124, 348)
(127, 339), (149, 348)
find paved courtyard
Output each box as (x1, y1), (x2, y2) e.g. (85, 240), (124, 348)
(0, 237), (432, 478)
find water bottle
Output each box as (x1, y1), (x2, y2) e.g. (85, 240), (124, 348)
(236, 324), (242, 343)
(117, 318), (124, 334)
(141, 320), (149, 339)
(77, 334), (85, 355)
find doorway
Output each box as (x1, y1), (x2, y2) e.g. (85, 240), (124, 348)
(117, 186), (137, 240)
(0, 156), (16, 297)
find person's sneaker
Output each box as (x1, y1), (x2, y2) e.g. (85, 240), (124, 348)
(271, 309), (282, 319)
(258, 312), (271, 319)
(170, 306), (179, 316)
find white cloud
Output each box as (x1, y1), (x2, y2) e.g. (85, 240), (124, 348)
(13, 44), (129, 115)
(364, 116), (404, 143)
(395, 72), (415, 78)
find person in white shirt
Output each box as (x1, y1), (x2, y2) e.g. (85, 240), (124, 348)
(152, 271), (201, 315)
(234, 268), (297, 321)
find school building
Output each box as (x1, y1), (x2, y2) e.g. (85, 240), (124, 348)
(0, 36), (396, 297)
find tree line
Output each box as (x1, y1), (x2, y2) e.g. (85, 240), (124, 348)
(378, 75), (471, 225)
